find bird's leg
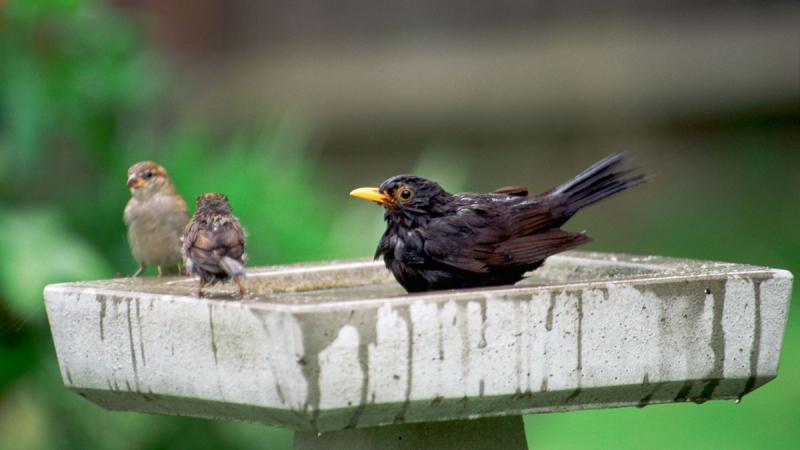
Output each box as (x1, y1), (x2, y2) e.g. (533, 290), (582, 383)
(197, 280), (207, 298)
(132, 264), (146, 277)
(157, 265), (164, 277)
(236, 279), (248, 300)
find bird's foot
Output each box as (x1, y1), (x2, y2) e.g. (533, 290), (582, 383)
(234, 278), (250, 300)
(132, 264), (145, 278)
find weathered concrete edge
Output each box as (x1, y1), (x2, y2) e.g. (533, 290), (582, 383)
(42, 267), (792, 314)
(42, 249), (791, 299)
(768, 269), (794, 375)
(69, 376), (770, 432)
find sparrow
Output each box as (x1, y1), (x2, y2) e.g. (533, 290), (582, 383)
(182, 193), (247, 298)
(350, 152), (646, 292)
(124, 161), (189, 277)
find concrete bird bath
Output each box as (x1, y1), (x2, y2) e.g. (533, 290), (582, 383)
(43, 251), (792, 449)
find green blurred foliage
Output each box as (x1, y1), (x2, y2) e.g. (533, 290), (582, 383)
(0, 1), (798, 449)
(0, 0), (159, 188)
(0, 0), (315, 447)
(156, 120), (339, 265)
(0, 209), (109, 319)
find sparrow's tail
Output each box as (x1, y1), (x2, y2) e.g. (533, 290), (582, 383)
(553, 152), (647, 216)
(220, 256), (246, 280)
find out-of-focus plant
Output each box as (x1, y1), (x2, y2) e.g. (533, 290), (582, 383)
(1, 0), (152, 407)
(0, 209), (109, 319)
(0, 1), (315, 448)
(0, 0), (159, 197)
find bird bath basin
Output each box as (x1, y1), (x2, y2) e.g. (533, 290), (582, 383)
(43, 251), (793, 449)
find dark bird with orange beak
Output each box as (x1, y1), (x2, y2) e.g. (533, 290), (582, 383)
(350, 153), (646, 292)
(124, 161), (188, 277)
(182, 193), (247, 298)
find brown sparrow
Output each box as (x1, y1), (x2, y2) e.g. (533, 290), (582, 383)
(124, 161), (188, 277)
(182, 193), (247, 298)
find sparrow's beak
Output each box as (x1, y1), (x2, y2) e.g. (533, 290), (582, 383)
(349, 187), (391, 205)
(127, 174), (145, 189)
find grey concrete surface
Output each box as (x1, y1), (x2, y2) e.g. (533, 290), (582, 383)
(44, 251), (793, 435)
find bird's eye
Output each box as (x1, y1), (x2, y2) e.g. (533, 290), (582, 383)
(143, 171), (154, 179)
(399, 188), (412, 201)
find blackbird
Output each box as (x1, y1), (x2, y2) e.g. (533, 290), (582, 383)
(182, 193), (248, 298)
(124, 161), (188, 277)
(350, 152), (646, 292)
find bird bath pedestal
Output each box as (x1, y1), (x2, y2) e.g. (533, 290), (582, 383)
(44, 252), (793, 449)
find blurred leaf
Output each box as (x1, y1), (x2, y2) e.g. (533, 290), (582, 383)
(0, 322), (39, 395)
(0, 381), (50, 450)
(1, 58), (48, 171)
(0, 208), (110, 320)
(0, 0), (155, 194)
(5, 0), (80, 20)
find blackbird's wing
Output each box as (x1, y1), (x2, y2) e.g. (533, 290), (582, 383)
(490, 229), (590, 266)
(419, 219), (496, 273)
(501, 195), (573, 236)
(423, 152), (644, 274)
(422, 199), (587, 273)
(493, 185), (528, 197)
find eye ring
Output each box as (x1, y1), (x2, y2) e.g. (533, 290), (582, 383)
(399, 188), (412, 200)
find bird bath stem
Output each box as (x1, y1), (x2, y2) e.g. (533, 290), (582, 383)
(43, 251), (793, 449)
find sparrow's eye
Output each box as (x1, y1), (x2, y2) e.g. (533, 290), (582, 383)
(397, 187), (413, 201)
(143, 171), (154, 179)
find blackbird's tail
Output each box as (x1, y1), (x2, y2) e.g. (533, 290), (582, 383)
(553, 152), (647, 216)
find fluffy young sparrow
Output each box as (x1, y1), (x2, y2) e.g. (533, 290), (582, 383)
(124, 161), (189, 277)
(182, 193), (247, 298)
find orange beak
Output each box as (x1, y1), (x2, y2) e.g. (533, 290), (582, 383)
(349, 187), (392, 206)
(127, 174), (145, 189)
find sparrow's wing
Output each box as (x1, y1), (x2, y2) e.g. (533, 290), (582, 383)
(214, 220), (246, 277)
(185, 221), (222, 274)
(422, 202), (588, 273)
(215, 219), (245, 262)
(182, 219), (200, 258)
(182, 219), (205, 274)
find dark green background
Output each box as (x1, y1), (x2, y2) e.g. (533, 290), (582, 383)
(1, 1), (797, 449)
